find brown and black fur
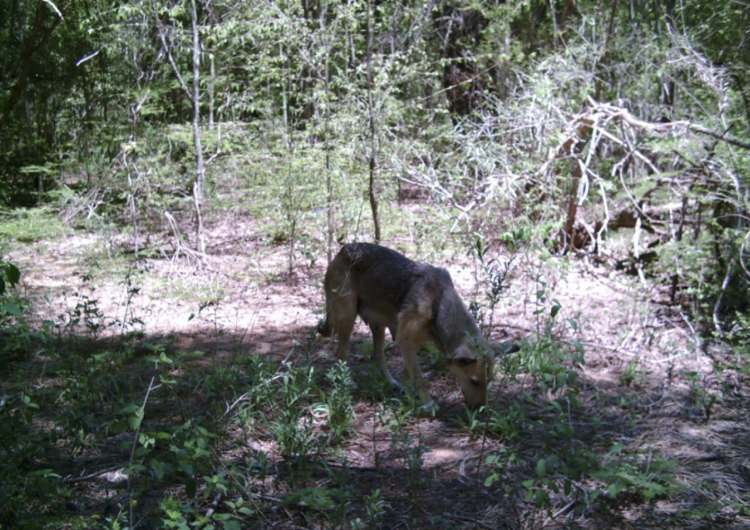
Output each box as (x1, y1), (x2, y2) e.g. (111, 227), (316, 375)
(320, 243), (512, 409)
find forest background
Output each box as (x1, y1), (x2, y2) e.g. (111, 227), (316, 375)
(1, 0), (750, 529)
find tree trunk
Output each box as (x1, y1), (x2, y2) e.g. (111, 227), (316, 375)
(366, 0), (381, 244)
(190, 0), (206, 255)
(324, 19), (334, 262)
(559, 118), (594, 252)
(0, 2), (63, 130)
(280, 39), (297, 275)
(208, 53), (215, 127)
(155, 0), (206, 256)
(434, 3), (486, 118)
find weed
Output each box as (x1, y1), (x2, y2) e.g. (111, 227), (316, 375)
(469, 237), (515, 332)
(356, 339), (397, 403)
(364, 488), (387, 524)
(351, 488), (387, 530)
(515, 438), (678, 512)
(484, 448), (521, 488)
(322, 361), (355, 442)
(395, 429), (431, 489)
(234, 355), (278, 430)
(280, 484), (350, 527)
(158, 496), (193, 530)
(160, 275), (228, 306)
(358, 338), (375, 362)
(490, 402), (527, 440)
(422, 341), (448, 376)
(103, 508), (129, 530)
(619, 359), (646, 388)
(591, 444), (679, 502)
(684, 371), (722, 421)
(461, 401), (527, 442)
(378, 401), (431, 490)
(271, 362), (319, 459)
(282, 486), (337, 511)
(116, 265), (146, 336)
(521, 447), (599, 510)
(0, 207), (70, 245)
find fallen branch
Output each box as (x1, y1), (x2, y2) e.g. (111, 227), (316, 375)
(442, 513), (494, 530)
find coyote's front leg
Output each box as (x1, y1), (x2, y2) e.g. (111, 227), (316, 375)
(396, 313), (434, 409)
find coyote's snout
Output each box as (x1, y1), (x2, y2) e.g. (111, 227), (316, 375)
(319, 243), (513, 410)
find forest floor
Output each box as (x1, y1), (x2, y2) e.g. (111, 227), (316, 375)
(5, 208), (750, 530)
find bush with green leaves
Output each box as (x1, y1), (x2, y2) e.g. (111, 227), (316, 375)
(0, 258), (29, 358)
(0, 389), (64, 528)
(0, 258), (20, 295)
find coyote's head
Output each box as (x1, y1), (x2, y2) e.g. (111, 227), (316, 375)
(450, 340), (515, 410)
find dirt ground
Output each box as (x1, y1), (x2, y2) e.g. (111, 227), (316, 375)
(7, 212), (750, 529)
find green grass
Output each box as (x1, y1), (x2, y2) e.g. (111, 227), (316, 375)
(0, 207), (70, 245)
(156, 275), (229, 305)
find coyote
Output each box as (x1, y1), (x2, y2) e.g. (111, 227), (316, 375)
(319, 243), (513, 409)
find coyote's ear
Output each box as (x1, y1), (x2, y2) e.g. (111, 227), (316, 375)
(452, 345), (478, 366)
(491, 342), (520, 355)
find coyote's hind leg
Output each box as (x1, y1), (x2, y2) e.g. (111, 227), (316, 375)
(370, 324), (402, 389)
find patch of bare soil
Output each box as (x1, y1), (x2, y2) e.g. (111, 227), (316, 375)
(7, 213), (750, 529)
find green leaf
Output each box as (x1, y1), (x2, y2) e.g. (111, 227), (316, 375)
(121, 403), (140, 414)
(0, 300), (22, 316)
(606, 480), (627, 497)
(159, 352), (174, 364)
(186, 478), (197, 499)
(26, 469), (61, 479)
(128, 407), (145, 430)
(223, 521), (241, 530)
(151, 459), (166, 480)
(6, 264), (20, 285)
(536, 458), (547, 477)
(535, 489), (550, 508)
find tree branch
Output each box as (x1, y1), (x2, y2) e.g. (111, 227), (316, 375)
(152, 1), (191, 98)
(689, 124), (750, 151)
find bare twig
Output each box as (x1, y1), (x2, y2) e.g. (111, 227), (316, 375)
(713, 259), (736, 338)
(129, 376), (160, 529)
(442, 513), (494, 530)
